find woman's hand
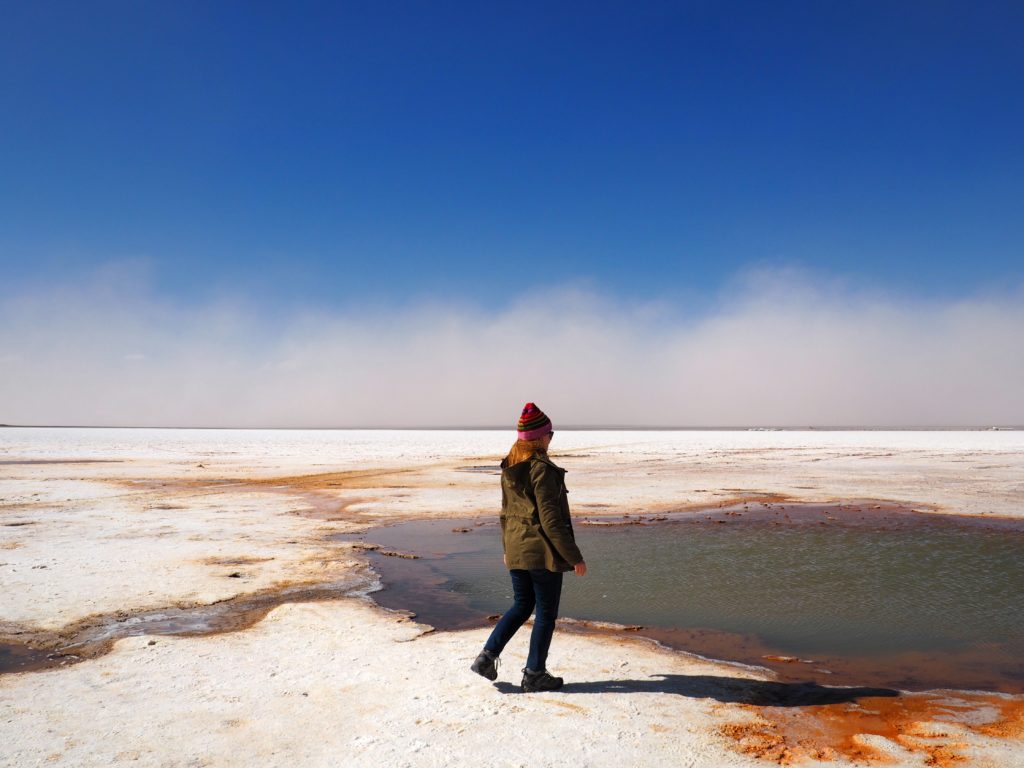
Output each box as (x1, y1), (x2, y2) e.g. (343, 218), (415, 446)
(503, 553), (508, 567)
(574, 561), (587, 576)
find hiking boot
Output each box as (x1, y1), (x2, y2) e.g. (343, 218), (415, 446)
(521, 667), (563, 692)
(471, 650), (499, 681)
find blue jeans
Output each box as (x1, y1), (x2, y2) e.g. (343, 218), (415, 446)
(484, 568), (564, 672)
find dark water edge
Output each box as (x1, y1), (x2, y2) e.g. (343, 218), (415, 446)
(0, 577), (370, 676)
(343, 504), (1024, 694)
(0, 643), (56, 673)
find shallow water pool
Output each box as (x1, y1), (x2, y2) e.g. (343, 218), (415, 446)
(353, 504), (1024, 692)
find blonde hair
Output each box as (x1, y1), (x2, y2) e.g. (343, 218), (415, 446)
(505, 437), (548, 467)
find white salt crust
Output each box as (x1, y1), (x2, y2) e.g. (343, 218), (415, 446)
(1, 428), (1022, 766)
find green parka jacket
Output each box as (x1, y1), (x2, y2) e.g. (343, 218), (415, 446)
(500, 452), (583, 572)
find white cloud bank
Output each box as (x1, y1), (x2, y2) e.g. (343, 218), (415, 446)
(1, 267), (1022, 427)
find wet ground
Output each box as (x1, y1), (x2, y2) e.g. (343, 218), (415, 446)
(344, 502), (1024, 693)
(0, 574), (372, 675)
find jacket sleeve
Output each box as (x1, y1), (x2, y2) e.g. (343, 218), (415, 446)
(529, 459), (583, 566)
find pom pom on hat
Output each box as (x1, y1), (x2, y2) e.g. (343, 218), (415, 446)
(517, 402), (553, 441)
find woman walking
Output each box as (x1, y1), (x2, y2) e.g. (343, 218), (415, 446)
(471, 403), (587, 692)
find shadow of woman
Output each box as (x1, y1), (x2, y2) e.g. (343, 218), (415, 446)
(495, 674), (899, 706)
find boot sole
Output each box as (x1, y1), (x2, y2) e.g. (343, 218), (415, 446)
(471, 664), (497, 681)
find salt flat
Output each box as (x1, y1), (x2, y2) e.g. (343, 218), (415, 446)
(1, 428), (1022, 767)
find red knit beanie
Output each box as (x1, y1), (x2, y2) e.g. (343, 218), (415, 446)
(517, 402), (553, 441)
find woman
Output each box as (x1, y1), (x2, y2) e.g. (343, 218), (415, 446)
(471, 402), (587, 692)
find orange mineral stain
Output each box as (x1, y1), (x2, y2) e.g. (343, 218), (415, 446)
(720, 692), (1024, 765)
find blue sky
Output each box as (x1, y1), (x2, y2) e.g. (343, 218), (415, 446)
(2, 3), (1023, 426)
(2, 1), (1022, 311)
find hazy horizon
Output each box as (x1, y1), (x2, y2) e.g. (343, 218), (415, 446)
(2, 424), (1022, 432)
(1, 266), (1022, 429)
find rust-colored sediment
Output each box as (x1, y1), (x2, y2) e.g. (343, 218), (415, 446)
(105, 465), (466, 525)
(720, 693), (1024, 765)
(244, 467), (425, 490)
(119, 466), (441, 497)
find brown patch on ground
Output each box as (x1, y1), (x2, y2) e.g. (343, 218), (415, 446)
(238, 488), (371, 523)
(721, 692), (1024, 766)
(201, 555), (276, 567)
(377, 549), (419, 559)
(105, 465), (456, 525)
(286, 493), (372, 521)
(545, 699), (588, 714)
(245, 467), (426, 491)
(647, 492), (794, 517)
(719, 718), (813, 765)
(347, 542), (420, 559)
(113, 466), (426, 494)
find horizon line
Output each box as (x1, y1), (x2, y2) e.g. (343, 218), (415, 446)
(1, 424), (1021, 432)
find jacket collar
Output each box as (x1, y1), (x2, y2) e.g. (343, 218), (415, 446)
(531, 452), (562, 470)
(500, 452), (563, 474)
